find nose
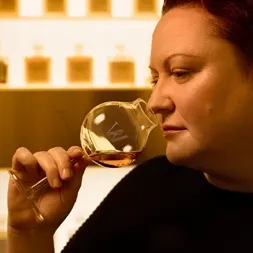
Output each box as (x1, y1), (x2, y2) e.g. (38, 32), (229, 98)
(147, 82), (175, 115)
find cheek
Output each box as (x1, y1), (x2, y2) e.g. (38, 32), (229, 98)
(175, 67), (245, 149)
(175, 65), (235, 130)
(175, 79), (221, 140)
(178, 88), (213, 122)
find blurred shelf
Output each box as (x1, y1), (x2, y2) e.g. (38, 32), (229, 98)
(0, 85), (152, 91)
(0, 0), (162, 21)
(0, 231), (6, 239)
(0, 16), (159, 21)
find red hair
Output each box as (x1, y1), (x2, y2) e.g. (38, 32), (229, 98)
(162, 0), (253, 71)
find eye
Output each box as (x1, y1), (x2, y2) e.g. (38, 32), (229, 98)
(170, 70), (192, 83)
(150, 79), (157, 87)
(150, 77), (158, 88)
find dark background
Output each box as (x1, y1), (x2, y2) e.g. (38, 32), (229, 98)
(0, 88), (166, 168)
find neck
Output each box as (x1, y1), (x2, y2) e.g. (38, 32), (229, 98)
(204, 173), (253, 193)
(193, 148), (253, 193)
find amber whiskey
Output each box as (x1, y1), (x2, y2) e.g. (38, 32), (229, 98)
(89, 150), (140, 168)
(108, 45), (135, 85)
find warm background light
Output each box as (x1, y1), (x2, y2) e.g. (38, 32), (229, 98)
(0, 0), (165, 88)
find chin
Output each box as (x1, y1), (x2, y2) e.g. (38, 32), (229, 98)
(164, 140), (203, 168)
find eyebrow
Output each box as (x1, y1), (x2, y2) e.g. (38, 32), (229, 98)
(149, 53), (203, 71)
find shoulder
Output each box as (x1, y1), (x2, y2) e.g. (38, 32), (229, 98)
(61, 156), (204, 252)
(113, 155), (198, 193)
(107, 155), (204, 205)
(115, 155), (176, 185)
(84, 155), (178, 218)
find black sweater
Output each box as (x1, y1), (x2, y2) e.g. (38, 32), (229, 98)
(61, 155), (253, 253)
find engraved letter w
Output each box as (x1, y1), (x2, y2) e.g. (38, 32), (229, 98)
(107, 121), (128, 143)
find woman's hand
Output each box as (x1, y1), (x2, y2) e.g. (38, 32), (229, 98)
(7, 146), (90, 235)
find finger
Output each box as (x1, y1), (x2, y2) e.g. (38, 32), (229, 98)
(33, 151), (62, 188)
(67, 146), (85, 159)
(48, 147), (72, 181)
(67, 146), (90, 170)
(11, 147), (38, 180)
(66, 146), (90, 190)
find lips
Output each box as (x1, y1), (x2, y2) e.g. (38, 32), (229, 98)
(161, 124), (186, 137)
(162, 124), (185, 131)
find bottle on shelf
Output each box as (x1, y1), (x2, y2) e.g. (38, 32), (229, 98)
(25, 44), (51, 85)
(66, 44), (93, 84)
(108, 44), (135, 86)
(44, 0), (66, 15)
(87, 0), (111, 16)
(135, 0), (157, 16)
(0, 43), (8, 85)
(0, 54), (8, 85)
(0, 0), (18, 16)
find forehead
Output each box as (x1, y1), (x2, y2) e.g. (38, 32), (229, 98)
(151, 7), (215, 58)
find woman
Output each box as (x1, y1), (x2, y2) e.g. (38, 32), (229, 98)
(7, 0), (253, 252)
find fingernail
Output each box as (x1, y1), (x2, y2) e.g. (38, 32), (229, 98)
(62, 168), (73, 179)
(72, 148), (83, 155)
(53, 178), (62, 188)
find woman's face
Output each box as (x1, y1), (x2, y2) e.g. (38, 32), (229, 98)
(148, 6), (253, 170)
